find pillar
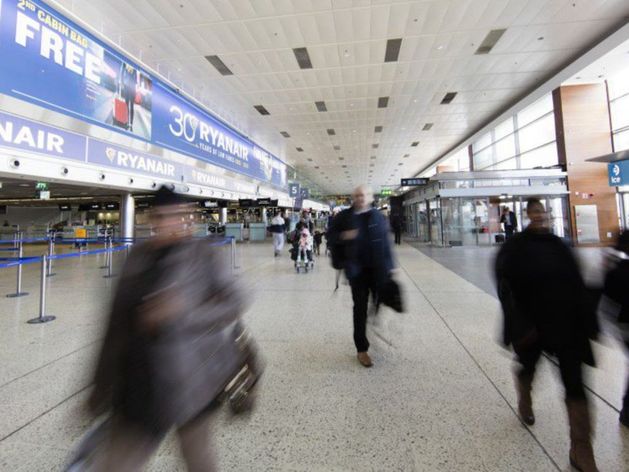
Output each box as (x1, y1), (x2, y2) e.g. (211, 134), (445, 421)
(120, 193), (135, 242)
(220, 208), (227, 225)
(553, 84), (619, 246)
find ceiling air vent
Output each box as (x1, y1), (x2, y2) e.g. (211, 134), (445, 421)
(280, 131), (290, 138)
(411, 141), (419, 147)
(370, 156), (377, 160)
(403, 154), (410, 158)
(333, 145), (341, 150)
(296, 147), (304, 152)
(254, 105), (270, 115)
(205, 55), (233, 76)
(372, 144), (379, 149)
(327, 128), (336, 136)
(293, 47), (313, 69)
(441, 92), (457, 105)
(338, 157), (344, 161)
(475, 29), (506, 55)
(378, 96), (389, 108)
(315, 101), (327, 112)
(374, 125), (383, 133)
(423, 123), (434, 131)
(384, 38), (402, 63)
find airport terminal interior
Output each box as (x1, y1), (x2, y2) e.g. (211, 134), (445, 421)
(1, 0), (629, 471)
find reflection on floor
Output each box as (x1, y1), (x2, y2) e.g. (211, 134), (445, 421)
(0, 241), (627, 471)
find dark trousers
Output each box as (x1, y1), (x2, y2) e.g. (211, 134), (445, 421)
(350, 269), (377, 353)
(514, 342), (585, 399)
(394, 229), (402, 245)
(505, 226), (514, 240)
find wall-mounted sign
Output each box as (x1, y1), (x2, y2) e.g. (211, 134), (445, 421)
(104, 202), (119, 210)
(608, 161), (629, 187)
(380, 189), (393, 197)
(78, 203), (102, 211)
(300, 188), (310, 199)
(401, 178), (429, 186)
(203, 201), (218, 208)
(0, 0), (288, 189)
(58, 204), (71, 211)
(238, 199), (253, 208)
(257, 198), (272, 206)
(38, 190), (50, 200)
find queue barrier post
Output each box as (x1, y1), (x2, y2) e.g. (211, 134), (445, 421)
(100, 237), (110, 269)
(103, 242), (115, 279)
(27, 254), (56, 324)
(6, 239), (28, 298)
(46, 238), (56, 277)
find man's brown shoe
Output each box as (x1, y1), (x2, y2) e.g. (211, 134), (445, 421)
(357, 352), (373, 367)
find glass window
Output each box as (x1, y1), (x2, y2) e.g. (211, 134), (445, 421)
(473, 147), (494, 170)
(610, 93), (629, 131)
(494, 157), (517, 170)
(495, 134), (516, 161)
(494, 118), (515, 141)
(518, 113), (556, 153)
(614, 128), (629, 152)
(517, 94), (554, 127)
(608, 69), (629, 101)
(473, 132), (492, 152)
(519, 142), (558, 169)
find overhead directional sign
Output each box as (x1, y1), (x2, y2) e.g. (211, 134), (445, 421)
(401, 178), (429, 186)
(288, 183), (300, 198)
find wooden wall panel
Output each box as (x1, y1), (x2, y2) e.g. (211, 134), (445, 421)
(554, 84), (619, 246)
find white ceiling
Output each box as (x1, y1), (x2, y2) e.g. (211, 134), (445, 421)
(48, 0), (629, 194)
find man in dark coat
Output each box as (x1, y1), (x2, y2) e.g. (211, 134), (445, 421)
(602, 231), (629, 427)
(327, 185), (395, 367)
(88, 186), (247, 471)
(390, 213), (402, 245)
(500, 206), (518, 240)
(494, 198), (599, 472)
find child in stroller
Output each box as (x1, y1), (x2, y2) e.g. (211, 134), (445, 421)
(290, 224), (314, 273)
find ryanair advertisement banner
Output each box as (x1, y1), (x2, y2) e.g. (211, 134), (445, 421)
(0, 0), (287, 189)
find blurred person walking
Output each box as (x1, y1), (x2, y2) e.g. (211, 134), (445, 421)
(601, 231), (629, 427)
(86, 186), (250, 471)
(500, 206), (518, 240)
(328, 185), (394, 367)
(270, 211), (286, 257)
(495, 198), (599, 472)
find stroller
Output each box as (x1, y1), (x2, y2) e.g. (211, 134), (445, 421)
(290, 226), (314, 273)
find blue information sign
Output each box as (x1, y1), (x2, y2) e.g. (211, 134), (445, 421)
(288, 183), (300, 198)
(0, 0), (288, 189)
(609, 161), (629, 187)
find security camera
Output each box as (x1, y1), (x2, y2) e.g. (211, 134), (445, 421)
(61, 167), (69, 176)
(169, 183), (175, 191)
(99, 173), (106, 181)
(9, 159), (20, 169)
(128, 178), (134, 185)
(151, 182), (157, 188)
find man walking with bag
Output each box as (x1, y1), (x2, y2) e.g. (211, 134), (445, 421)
(328, 185), (395, 367)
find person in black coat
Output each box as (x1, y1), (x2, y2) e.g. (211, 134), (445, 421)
(602, 231), (629, 427)
(327, 185), (395, 368)
(494, 198), (599, 472)
(500, 206), (518, 240)
(390, 214), (402, 245)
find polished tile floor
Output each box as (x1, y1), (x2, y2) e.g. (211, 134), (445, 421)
(0, 240), (627, 471)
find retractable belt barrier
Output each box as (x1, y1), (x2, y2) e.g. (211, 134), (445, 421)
(0, 236), (236, 325)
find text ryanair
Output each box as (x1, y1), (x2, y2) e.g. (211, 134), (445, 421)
(106, 147), (176, 177)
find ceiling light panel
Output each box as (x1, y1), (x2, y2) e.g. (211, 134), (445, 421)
(378, 96), (389, 108)
(315, 101), (327, 112)
(254, 105), (270, 115)
(293, 47), (313, 69)
(475, 29), (507, 55)
(205, 55), (233, 76)
(384, 38), (403, 62)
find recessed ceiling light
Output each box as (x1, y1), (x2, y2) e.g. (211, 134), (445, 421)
(437, 45), (444, 50)
(537, 36), (544, 41)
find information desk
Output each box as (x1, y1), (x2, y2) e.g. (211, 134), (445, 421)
(225, 223), (244, 241)
(249, 222), (267, 241)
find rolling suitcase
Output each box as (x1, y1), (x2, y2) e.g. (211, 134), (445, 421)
(113, 96), (128, 127)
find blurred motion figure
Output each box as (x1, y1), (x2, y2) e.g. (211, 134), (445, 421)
(495, 198), (599, 472)
(601, 231), (629, 427)
(86, 186), (249, 471)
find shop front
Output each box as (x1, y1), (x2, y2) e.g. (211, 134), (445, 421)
(403, 169), (570, 246)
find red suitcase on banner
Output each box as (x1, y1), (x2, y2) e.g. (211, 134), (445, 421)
(113, 97), (128, 127)
(134, 90), (142, 105)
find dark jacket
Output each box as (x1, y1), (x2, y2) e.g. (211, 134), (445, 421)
(603, 258), (629, 347)
(500, 211), (517, 229)
(327, 207), (394, 284)
(91, 238), (247, 434)
(494, 228), (597, 365)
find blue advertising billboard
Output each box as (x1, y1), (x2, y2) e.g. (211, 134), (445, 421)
(0, 0), (287, 189)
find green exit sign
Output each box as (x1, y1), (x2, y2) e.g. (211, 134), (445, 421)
(35, 182), (48, 191)
(380, 189), (393, 197)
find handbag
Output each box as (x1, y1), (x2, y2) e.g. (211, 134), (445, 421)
(377, 277), (404, 313)
(219, 323), (263, 414)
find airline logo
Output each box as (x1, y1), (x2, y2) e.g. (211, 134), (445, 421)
(609, 162), (626, 186)
(103, 146), (176, 177)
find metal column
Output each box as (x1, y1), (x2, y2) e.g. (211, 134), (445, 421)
(120, 193), (135, 243)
